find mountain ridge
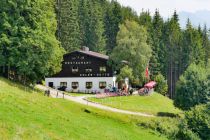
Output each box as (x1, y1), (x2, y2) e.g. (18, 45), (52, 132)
(178, 10), (210, 29)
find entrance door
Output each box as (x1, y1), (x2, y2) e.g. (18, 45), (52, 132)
(48, 82), (53, 88)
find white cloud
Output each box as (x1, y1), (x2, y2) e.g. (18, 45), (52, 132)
(116, 0), (210, 17)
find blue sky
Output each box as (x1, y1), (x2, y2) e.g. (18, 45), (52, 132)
(116, 0), (210, 17)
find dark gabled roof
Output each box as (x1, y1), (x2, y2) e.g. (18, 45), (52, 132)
(64, 50), (109, 60)
(69, 50), (109, 60)
(77, 50), (109, 60)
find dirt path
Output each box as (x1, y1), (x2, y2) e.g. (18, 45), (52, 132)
(36, 85), (154, 117)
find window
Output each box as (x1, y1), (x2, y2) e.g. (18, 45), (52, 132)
(99, 82), (106, 89)
(100, 66), (106, 73)
(86, 82), (93, 89)
(48, 82), (54, 88)
(72, 82), (79, 89)
(85, 67), (92, 73)
(60, 82), (67, 87)
(72, 66), (78, 73)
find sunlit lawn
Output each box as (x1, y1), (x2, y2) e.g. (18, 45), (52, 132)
(0, 77), (167, 140)
(88, 93), (182, 116)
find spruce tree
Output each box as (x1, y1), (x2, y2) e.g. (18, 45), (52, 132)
(58, 0), (81, 52)
(163, 11), (182, 98)
(104, 0), (122, 54)
(88, 0), (106, 53)
(149, 10), (165, 79)
(78, 0), (90, 47)
(202, 24), (210, 64)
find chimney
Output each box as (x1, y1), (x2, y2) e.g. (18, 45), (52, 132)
(81, 46), (89, 51)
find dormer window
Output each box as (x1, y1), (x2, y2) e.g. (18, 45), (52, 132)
(99, 66), (106, 73)
(85, 67), (92, 73)
(72, 66), (78, 73)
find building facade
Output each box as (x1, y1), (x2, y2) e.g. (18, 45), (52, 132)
(45, 48), (116, 93)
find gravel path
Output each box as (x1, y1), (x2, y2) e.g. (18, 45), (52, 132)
(36, 85), (154, 117)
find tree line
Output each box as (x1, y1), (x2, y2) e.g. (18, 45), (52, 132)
(0, 0), (64, 84)
(0, 0), (209, 139)
(56, 0), (209, 98)
(0, 0), (209, 99)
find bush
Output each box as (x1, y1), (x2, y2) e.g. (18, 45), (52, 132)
(154, 74), (168, 95)
(176, 119), (200, 140)
(176, 104), (210, 140)
(117, 65), (134, 83)
(138, 117), (180, 139)
(185, 104), (210, 140)
(174, 63), (210, 110)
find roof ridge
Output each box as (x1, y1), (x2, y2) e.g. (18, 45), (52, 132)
(77, 50), (109, 60)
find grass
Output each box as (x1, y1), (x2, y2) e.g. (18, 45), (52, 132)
(0, 77), (168, 140)
(88, 93), (182, 116)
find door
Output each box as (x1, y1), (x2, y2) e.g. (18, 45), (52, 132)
(48, 82), (53, 88)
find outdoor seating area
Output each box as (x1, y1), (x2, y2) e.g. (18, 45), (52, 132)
(138, 81), (156, 96)
(95, 92), (129, 98)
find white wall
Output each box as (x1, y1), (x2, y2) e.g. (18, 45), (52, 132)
(45, 77), (116, 93)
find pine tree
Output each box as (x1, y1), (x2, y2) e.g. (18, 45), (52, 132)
(149, 10), (165, 79)
(163, 11), (182, 98)
(88, 0), (106, 53)
(202, 24), (210, 65)
(104, 0), (122, 54)
(78, 0), (89, 47)
(78, 0), (106, 53)
(58, 0), (81, 52)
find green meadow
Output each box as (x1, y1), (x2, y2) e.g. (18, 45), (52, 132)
(88, 93), (182, 116)
(0, 77), (168, 140)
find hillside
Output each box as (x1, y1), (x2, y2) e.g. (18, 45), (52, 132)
(0, 77), (167, 140)
(88, 93), (182, 116)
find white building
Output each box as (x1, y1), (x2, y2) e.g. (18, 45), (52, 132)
(45, 48), (116, 93)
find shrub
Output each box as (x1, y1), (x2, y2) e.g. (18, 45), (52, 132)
(138, 117), (180, 139)
(154, 74), (168, 95)
(174, 63), (210, 110)
(176, 119), (200, 140)
(185, 104), (210, 140)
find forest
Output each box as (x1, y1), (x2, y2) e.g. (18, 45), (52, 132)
(0, 0), (209, 97)
(0, 0), (209, 139)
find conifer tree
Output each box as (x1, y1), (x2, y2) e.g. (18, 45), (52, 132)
(78, 0), (90, 47)
(202, 24), (210, 64)
(88, 0), (106, 53)
(163, 11), (182, 98)
(104, 0), (122, 54)
(58, 0), (81, 52)
(149, 10), (166, 79)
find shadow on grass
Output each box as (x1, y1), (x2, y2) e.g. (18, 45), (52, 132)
(157, 112), (178, 118)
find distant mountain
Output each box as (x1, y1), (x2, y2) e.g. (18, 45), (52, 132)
(178, 10), (210, 29)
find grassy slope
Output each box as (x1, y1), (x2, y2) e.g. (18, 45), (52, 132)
(0, 77), (167, 140)
(88, 93), (181, 115)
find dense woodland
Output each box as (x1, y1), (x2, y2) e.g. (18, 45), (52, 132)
(0, 0), (209, 98)
(57, 0), (210, 99)
(0, 0), (209, 139)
